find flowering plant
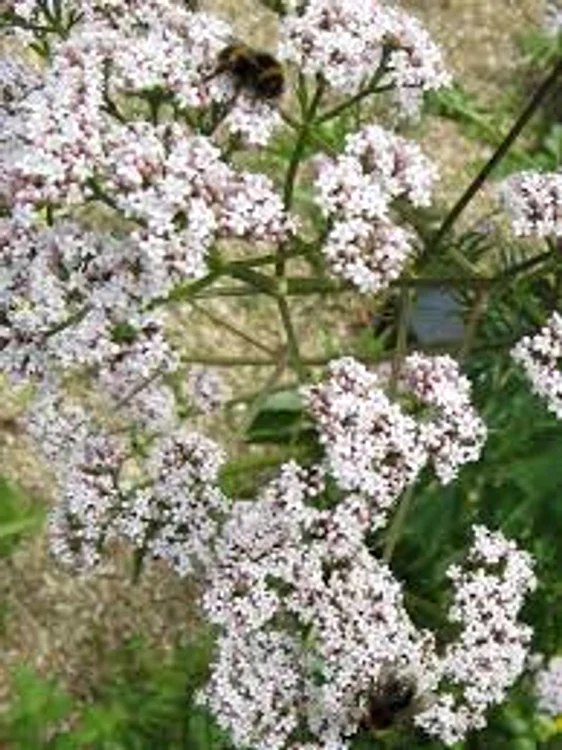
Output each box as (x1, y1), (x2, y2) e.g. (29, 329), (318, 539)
(2, 0), (562, 747)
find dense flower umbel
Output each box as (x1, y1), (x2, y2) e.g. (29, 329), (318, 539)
(302, 357), (426, 528)
(1, 219), (131, 382)
(116, 429), (229, 576)
(25, 389), (228, 574)
(0, 217), (186, 429)
(201, 465), (535, 749)
(500, 171), (562, 237)
(278, 0), (450, 106)
(535, 656), (562, 716)
(10, 75), (293, 295)
(314, 125), (437, 292)
(402, 353), (488, 484)
(23, 392), (129, 570)
(415, 526), (537, 745)
(201, 462), (440, 750)
(511, 312), (562, 419)
(301, 356), (486, 527)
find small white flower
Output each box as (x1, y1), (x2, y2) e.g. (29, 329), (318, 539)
(512, 312), (562, 419)
(501, 171), (562, 237)
(535, 656), (562, 716)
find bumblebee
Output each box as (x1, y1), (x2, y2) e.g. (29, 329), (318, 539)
(213, 43), (285, 100)
(359, 673), (418, 731)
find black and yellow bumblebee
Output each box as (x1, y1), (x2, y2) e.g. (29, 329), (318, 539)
(212, 42), (285, 100)
(359, 673), (419, 732)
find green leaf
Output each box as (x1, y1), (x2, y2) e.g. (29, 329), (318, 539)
(0, 515), (42, 539)
(0, 667), (73, 747)
(0, 477), (44, 556)
(245, 389), (315, 444)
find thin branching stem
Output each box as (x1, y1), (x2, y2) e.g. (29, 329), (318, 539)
(276, 295), (309, 380)
(429, 55), (562, 257)
(188, 300), (277, 356)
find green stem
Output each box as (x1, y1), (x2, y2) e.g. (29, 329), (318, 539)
(315, 53), (391, 124)
(148, 270), (221, 308)
(283, 79), (325, 210)
(181, 355), (276, 366)
(179, 333), (525, 369)
(277, 295), (308, 380)
(279, 108), (337, 155)
(192, 275), (498, 299)
(429, 55), (562, 257)
(277, 78), (326, 277)
(160, 246), (552, 305)
(389, 287), (411, 397)
(458, 287), (489, 362)
(226, 265), (279, 294)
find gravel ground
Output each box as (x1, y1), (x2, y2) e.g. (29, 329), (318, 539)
(0, 0), (547, 712)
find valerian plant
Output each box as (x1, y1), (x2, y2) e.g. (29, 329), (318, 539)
(2, 0), (562, 748)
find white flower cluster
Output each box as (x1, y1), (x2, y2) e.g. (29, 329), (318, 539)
(10, 27), (116, 211)
(23, 391), (129, 570)
(202, 466), (535, 749)
(117, 124), (294, 298)
(223, 95), (282, 148)
(512, 312), (562, 419)
(1, 219), (125, 381)
(186, 366), (228, 414)
(500, 171), (562, 237)
(116, 428), (229, 576)
(535, 656), (562, 716)
(97, 315), (180, 429)
(416, 526), (537, 745)
(0, 57), (37, 207)
(302, 357), (426, 529)
(10, 57), (293, 293)
(0, 218), (184, 429)
(200, 461), (440, 750)
(7, 0), (283, 151)
(302, 355), (486, 527)
(24, 390), (228, 575)
(402, 353), (488, 484)
(278, 0), (450, 103)
(314, 125), (437, 292)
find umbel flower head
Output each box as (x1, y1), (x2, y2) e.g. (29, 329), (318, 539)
(313, 125), (438, 292)
(278, 0), (450, 106)
(301, 355), (486, 528)
(200, 463), (536, 749)
(500, 171), (562, 237)
(24, 389), (229, 576)
(512, 312), (562, 419)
